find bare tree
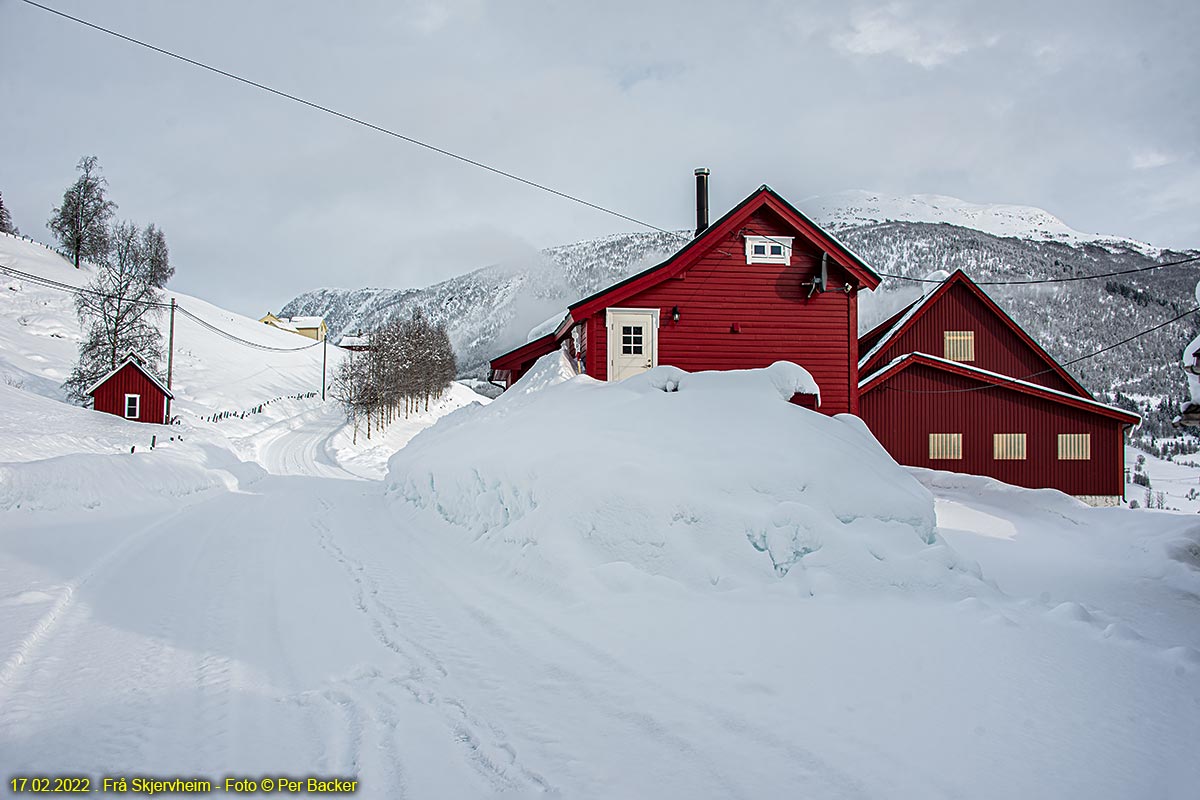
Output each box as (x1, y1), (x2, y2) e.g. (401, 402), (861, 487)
(48, 155), (117, 268)
(63, 221), (164, 402)
(0, 191), (18, 235)
(142, 223), (172, 287)
(331, 308), (459, 437)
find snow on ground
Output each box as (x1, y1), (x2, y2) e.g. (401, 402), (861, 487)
(2, 235), (1199, 798)
(1125, 444), (1200, 512)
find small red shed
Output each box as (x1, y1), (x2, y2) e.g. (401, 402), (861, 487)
(85, 353), (173, 425)
(857, 272), (1139, 504)
(490, 177), (882, 416)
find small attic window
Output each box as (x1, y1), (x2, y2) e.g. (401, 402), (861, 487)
(745, 236), (792, 265)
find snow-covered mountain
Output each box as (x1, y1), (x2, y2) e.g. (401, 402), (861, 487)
(804, 189), (1159, 254)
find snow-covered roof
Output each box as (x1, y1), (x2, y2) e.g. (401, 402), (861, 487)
(338, 335), (368, 348)
(858, 290), (934, 370)
(860, 352), (1139, 423)
(527, 310), (568, 343)
(287, 316), (325, 328)
(83, 353), (174, 399)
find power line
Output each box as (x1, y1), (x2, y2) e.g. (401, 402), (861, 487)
(741, 225), (1200, 286)
(0, 262), (323, 353)
(16, 0), (678, 238)
(176, 306), (323, 352)
(0, 262), (171, 308)
(876, 253), (1200, 285)
(876, 305), (1200, 396)
(22, 0), (1198, 291)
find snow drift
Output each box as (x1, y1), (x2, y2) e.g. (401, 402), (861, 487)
(386, 355), (978, 596)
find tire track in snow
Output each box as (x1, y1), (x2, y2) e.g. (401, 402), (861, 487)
(312, 505), (552, 796)
(0, 506), (191, 702)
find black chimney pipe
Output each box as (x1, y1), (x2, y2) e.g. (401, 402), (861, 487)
(694, 168), (710, 237)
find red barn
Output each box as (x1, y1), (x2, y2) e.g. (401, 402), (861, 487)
(85, 353), (173, 425)
(857, 271), (1138, 504)
(490, 174), (882, 415)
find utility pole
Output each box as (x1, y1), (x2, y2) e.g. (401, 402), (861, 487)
(321, 330), (327, 401)
(165, 297), (176, 421)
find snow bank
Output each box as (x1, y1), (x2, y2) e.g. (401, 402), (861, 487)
(387, 356), (976, 596)
(0, 445), (264, 512)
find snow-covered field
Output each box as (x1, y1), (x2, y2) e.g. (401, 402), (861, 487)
(2, 234), (1198, 799)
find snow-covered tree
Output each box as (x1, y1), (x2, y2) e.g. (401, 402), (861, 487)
(63, 220), (164, 402)
(48, 155), (117, 268)
(0, 191), (18, 235)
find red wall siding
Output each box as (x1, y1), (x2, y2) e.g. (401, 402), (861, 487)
(583, 209), (859, 416)
(860, 363), (1126, 496)
(92, 363), (167, 424)
(871, 283), (1080, 395)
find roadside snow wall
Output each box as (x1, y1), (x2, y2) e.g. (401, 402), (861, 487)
(386, 354), (975, 595)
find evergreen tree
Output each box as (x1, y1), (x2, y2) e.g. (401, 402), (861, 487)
(63, 220), (164, 402)
(0, 191), (18, 235)
(48, 155), (117, 268)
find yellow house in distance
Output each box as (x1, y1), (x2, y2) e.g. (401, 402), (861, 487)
(260, 312), (328, 341)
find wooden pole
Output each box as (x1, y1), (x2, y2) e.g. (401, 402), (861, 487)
(165, 297), (176, 422)
(321, 331), (327, 401)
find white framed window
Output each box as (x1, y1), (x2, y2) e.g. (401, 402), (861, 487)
(124, 393), (141, 419)
(1058, 433), (1091, 460)
(929, 433), (962, 460)
(944, 330), (975, 362)
(993, 433), (1026, 460)
(744, 235), (792, 265)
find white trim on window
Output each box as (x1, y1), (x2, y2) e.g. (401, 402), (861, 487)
(744, 236), (792, 265)
(124, 393), (141, 419)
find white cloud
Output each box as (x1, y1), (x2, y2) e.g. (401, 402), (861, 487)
(831, 3), (979, 68)
(1131, 149), (1174, 170)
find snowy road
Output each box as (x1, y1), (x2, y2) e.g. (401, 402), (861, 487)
(3, 469), (1198, 798)
(0, 478), (880, 797)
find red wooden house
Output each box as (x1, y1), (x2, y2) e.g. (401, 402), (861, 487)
(490, 173), (882, 415)
(85, 353), (173, 425)
(490, 177), (1136, 504)
(857, 270), (1138, 504)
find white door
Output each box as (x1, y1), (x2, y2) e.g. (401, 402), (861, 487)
(607, 308), (658, 381)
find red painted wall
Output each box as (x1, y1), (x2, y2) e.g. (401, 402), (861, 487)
(91, 363), (168, 424)
(867, 282), (1081, 395)
(583, 208), (860, 416)
(860, 362), (1126, 496)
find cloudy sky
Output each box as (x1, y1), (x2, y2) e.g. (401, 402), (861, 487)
(2, 0), (1197, 314)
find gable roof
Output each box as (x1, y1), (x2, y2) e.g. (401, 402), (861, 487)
(565, 185), (882, 322)
(857, 269), (1092, 398)
(84, 353), (174, 399)
(859, 352), (1139, 425)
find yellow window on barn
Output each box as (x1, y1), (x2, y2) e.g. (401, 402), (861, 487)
(944, 330), (975, 362)
(929, 433), (962, 460)
(1058, 433), (1091, 460)
(993, 433), (1027, 460)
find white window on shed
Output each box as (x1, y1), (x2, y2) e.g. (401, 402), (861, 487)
(1058, 433), (1091, 460)
(744, 236), (793, 265)
(993, 433), (1027, 460)
(929, 433), (962, 460)
(944, 330), (975, 362)
(124, 393), (141, 419)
